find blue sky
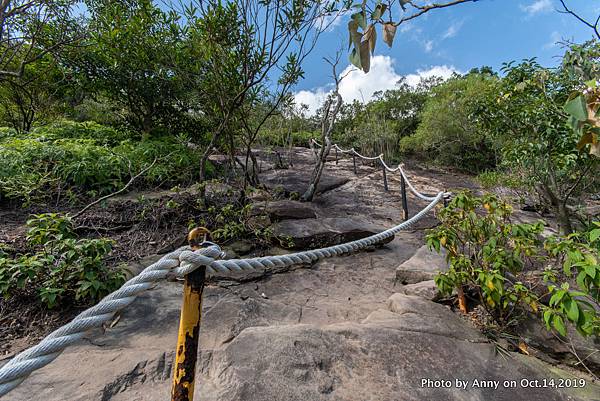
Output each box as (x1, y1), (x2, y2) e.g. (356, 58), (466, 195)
(294, 0), (598, 113)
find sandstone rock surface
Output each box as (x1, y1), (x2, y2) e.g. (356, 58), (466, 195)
(395, 245), (448, 284)
(3, 147), (596, 401)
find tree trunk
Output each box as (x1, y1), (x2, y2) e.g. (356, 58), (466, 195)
(537, 183), (573, 234)
(301, 140), (332, 202)
(557, 202), (573, 235)
(198, 133), (220, 202)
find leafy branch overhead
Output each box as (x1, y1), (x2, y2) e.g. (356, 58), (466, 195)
(563, 41), (600, 157)
(344, 0), (478, 72)
(565, 85), (600, 157)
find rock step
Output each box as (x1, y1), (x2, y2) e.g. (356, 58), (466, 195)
(270, 217), (394, 250)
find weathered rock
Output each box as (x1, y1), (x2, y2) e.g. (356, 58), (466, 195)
(261, 169), (349, 196)
(395, 245), (447, 284)
(270, 217), (393, 249)
(4, 284), (598, 401)
(398, 280), (441, 300)
(252, 200), (316, 221)
(227, 240), (254, 256)
(516, 313), (600, 372)
(194, 294), (596, 401)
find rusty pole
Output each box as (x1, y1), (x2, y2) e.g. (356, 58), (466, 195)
(352, 154), (357, 174)
(171, 228), (211, 401)
(335, 147), (338, 164)
(400, 174), (409, 220)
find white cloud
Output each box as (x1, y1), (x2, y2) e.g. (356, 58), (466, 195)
(293, 56), (460, 115)
(404, 65), (459, 86)
(443, 20), (464, 39)
(294, 87), (331, 115)
(520, 0), (553, 15)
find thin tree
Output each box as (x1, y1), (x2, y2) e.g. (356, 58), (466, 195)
(302, 52), (349, 202)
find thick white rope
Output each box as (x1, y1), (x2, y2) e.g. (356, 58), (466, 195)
(0, 245), (225, 397)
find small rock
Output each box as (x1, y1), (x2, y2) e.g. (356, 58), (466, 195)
(398, 280), (441, 301)
(395, 245), (447, 284)
(228, 240), (253, 255)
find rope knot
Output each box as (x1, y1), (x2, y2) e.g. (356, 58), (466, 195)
(176, 245), (225, 276)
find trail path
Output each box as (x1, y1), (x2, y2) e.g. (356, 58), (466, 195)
(2, 148), (597, 401)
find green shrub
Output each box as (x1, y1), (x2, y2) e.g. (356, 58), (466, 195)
(0, 126), (16, 140)
(399, 73), (498, 172)
(28, 120), (136, 145)
(428, 192), (599, 338)
(542, 224), (600, 337)
(257, 129), (317, 148)
(0, 213), (125, 308)
(0, 121), (205, 204)
(476, 171), (524, 189)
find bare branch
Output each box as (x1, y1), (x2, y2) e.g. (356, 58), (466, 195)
(72, 158), (159, 219)
(558, 0), (600, 40)
(396, 0), (478, 26)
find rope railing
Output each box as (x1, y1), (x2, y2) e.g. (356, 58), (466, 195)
(0, 143), (448, 400)
(309, 138), (449, 202)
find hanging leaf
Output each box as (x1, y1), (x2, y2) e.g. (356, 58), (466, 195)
(363, 24), (376, 55)
(348, 20), (360, 50)
(400, 0), (409, 11)
(383, 23), (397, 47)
(576, 131), (596, 151)
(552, 314), (567, 337)
(351, 11), (367, 30)
(371, 3), (387, 20)
(349, 47), (362, 69)
(359, 39), (371, 72)
(564, 94), (588, 122)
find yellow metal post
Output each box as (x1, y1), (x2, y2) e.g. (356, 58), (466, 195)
(171, 228), (211, 401)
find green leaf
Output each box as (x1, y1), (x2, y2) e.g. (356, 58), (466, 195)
(584, 264), (597, 279)
(565, 298), (579, 323)
(589, 228), (600, 242)
(349, 48), (362, 69)
(564, 94), (588, 122)
(400, 0), (409, 11)
(552, 314), (567, 336)
(543, 309), (553, 329)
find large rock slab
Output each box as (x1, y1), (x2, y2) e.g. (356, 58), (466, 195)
(4, 288), (598, 401)
(261, 169), (349, 196)
(252, 200), (317, 221)
(270, 217), (393, 249)
(200, 294), (597, 401)
(395, 245), (448, 284)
